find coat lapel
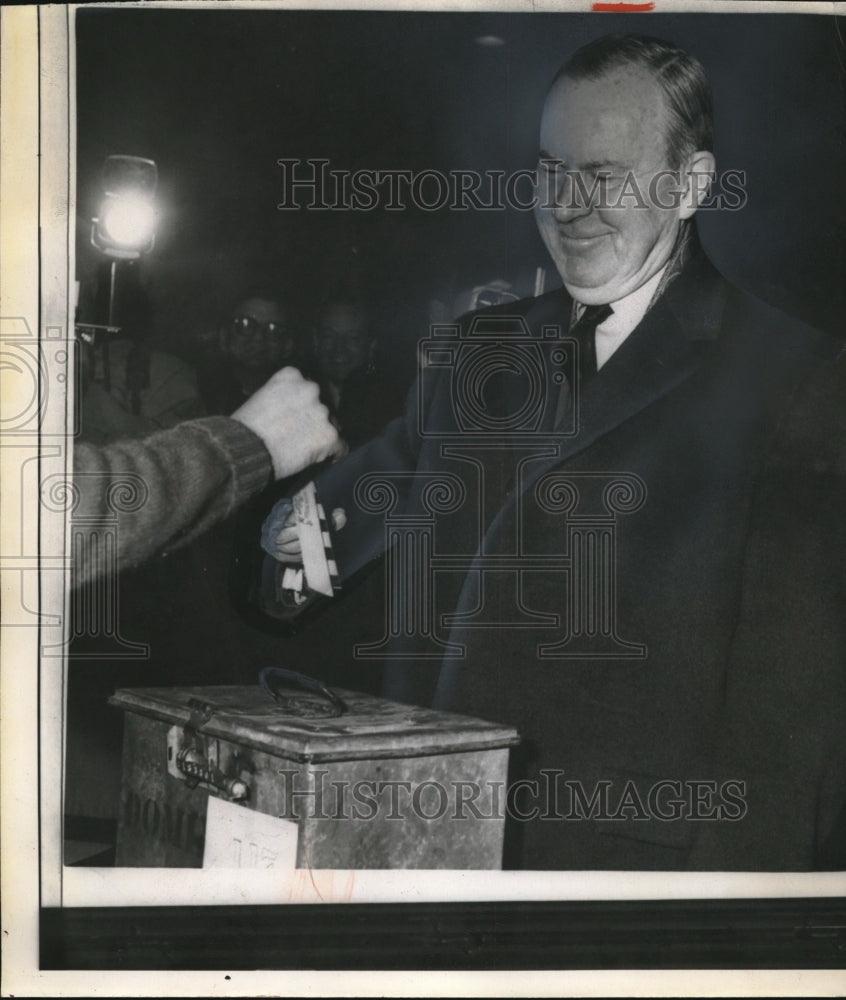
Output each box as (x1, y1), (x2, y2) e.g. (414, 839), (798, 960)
(434, 246), (731, 708)
(508, 244), (731, 505)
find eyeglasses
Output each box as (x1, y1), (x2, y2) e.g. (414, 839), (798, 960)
(230, 316), (287, 337)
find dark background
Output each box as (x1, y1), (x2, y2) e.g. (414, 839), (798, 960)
(68, 8), (845, 830)
(76, 7), (846, 364)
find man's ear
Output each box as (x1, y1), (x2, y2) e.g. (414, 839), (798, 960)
(678, 150), (716, 220)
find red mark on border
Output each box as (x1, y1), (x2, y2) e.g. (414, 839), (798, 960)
(592, 2), (655, 11)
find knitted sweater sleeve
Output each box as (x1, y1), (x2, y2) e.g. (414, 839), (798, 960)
(71, 416), (272, 587)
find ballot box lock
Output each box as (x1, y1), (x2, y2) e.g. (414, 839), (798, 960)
(165, 675), (344, 801)
(167, 724), (250, 801)
(166, 698), (251, 801)
(173, 744), (249, 800)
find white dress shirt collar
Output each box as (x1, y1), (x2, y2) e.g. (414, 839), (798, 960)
(573, 264), (668, 370)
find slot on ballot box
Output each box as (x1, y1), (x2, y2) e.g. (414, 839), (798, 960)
(109, 683), (520, 869)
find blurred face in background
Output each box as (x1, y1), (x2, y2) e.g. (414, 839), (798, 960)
(226, 296), (294, 370)
(314, 303), (374, 384)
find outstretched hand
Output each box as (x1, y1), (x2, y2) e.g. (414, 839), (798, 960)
(232, 366), (347, 479)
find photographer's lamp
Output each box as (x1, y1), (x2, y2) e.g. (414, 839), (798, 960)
(91, 154), (158, 260)
(84, 155), (158, 390)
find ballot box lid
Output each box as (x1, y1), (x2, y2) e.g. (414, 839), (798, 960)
(109, 685), (520, 763)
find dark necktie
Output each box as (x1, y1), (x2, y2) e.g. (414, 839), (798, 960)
(552, 302), (613, 429)
(570, 303), (613, 388)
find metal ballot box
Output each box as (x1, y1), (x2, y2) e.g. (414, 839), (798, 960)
(109, 684), (519, 869)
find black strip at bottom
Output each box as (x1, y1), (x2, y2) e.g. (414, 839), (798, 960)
(40, 897), (846, 970)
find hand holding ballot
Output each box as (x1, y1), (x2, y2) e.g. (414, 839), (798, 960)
(262, 492), (347, 565)
(259, 485), (347, 621)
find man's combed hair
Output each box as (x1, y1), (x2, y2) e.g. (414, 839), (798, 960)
(555, 33), (714, 166)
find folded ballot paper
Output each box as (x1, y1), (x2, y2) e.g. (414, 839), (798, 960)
(260, 481), (341, 625)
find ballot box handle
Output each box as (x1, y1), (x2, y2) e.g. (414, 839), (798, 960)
(258, 667), (347, 718)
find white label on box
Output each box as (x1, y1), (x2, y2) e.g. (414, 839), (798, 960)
(202, 796), (298, 870)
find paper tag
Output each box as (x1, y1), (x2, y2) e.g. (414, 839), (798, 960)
(281, 566), (304, 592)
(202, 796), (298, 870)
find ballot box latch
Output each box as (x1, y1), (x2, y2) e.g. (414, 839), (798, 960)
(166, 697), (249, 802)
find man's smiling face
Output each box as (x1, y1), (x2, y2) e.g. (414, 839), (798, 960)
(535, 65), (687, 305)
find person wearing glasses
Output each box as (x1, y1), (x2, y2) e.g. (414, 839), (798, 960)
(198, 291), (299, 415)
